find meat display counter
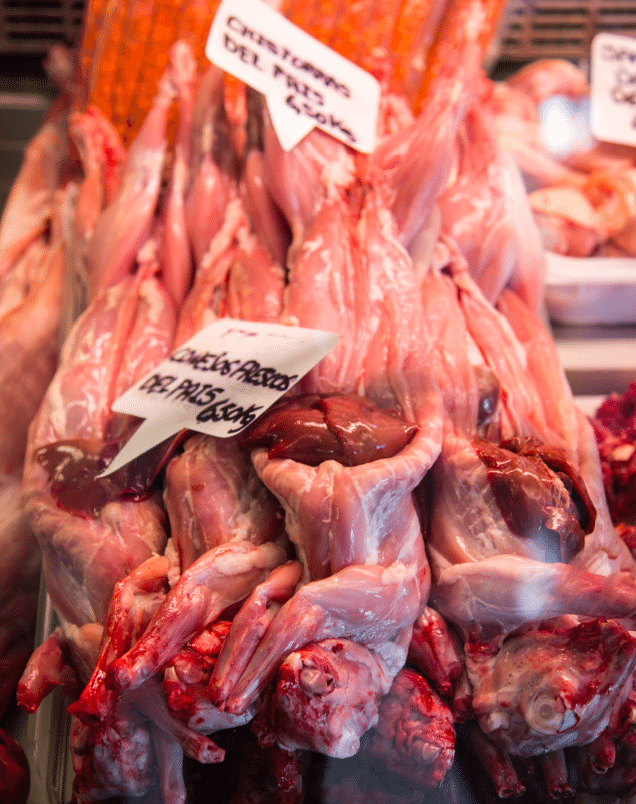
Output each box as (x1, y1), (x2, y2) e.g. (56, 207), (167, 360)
(3, 2), (636, 802)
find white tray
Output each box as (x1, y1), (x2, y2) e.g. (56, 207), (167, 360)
(545, 251), (636, 326)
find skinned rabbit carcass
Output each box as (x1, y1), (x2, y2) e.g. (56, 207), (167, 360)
(11, 1), (505, 799)
(102, 173), (445, 768)
(194, 118), (447, 759)
(417, 248), (636, 797)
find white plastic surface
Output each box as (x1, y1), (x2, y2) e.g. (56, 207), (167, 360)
(545, 251), (636, 326)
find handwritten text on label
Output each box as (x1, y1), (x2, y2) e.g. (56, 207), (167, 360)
(205, 0), (380, 152)
(98, 320), (339, 477)
(591, 32), (636, 147)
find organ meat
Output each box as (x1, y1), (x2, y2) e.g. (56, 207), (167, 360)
(472, 436), (595, 563)
(241, 393), (418, 467)
(497, 288), (632, 577)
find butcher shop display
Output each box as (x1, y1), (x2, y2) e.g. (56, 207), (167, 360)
(3, 0), (636, 802)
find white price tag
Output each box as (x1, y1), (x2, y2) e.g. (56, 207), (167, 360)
(591, 32), (636, 147)
(99, 320), (339, 476)
(205, 0), (381, 152)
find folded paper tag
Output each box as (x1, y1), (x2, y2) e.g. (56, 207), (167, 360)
(591, 32), (636, 147)
(98, 319), (339, 476)
(205, 0), (380, 152)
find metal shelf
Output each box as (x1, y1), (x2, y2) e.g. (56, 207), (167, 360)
(554, 323), (636, 399)
(0, 1), (84, 54)
(496, 0), (636, 64)
(0, 1), (635, 61)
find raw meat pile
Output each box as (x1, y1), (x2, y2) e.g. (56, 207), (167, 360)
(593, 382), (636, 555)
(5, 3), (636, 803)
(482, 58), (636, 257)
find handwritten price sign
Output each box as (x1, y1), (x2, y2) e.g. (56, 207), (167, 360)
(205, 0), (380, 152)
(591, 32), (636, 147)
(100, 320), (339, 476)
